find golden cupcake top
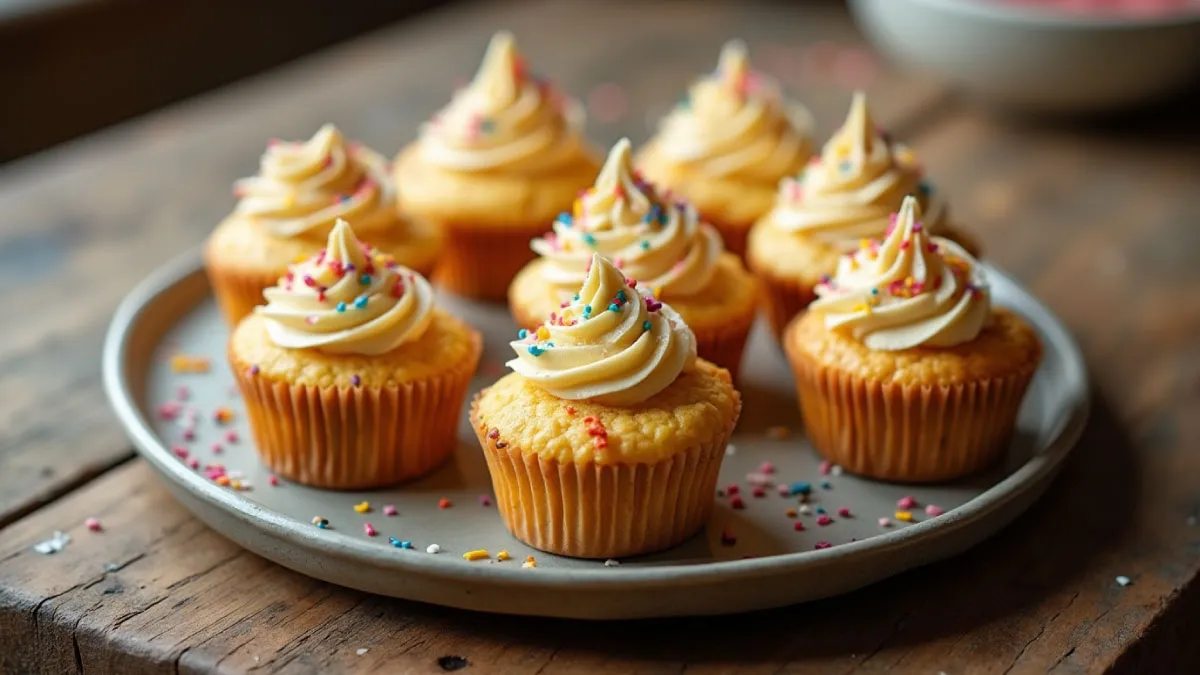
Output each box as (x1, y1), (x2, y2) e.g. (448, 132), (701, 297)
(648, 40), (813, 181)
(530, 138), (723, 297)
(257, 218), (435, 355)
(810, 196), (989, 351)
(507, 254), (697, 406)
(766, 92), (949, 246)
(416, 31), (593, 173)
(232, 124), (397, 239)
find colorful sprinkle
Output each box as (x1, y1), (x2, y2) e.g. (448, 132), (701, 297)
(478, 495), (492, 507)
(85, 518), (102, 532)
(642, 321), (652, 331)
(336, 301), (347, 312)
(837, 507), (852, 518)
(353, 501), (371, 514)
(426, 544), (441, 554)
(224, 430), (238, 443)
(517, 328), (528, 339)
(895, 511), (914, 522)
(497, 550), (511, 561)
(878, 517), (891, 527)
(817, 515), (834, 526)
(794, 521), (806, 532)
(925, 504), (945, 517)
(897, 496), (918, 510)
(819, 460), (832, 475)
(790, 482), (812, 496)
(463, 549), (489, 561)
(527, 345), (544, 357)
(351, 374), (361, 387)
(751, 486), (766, 498)
(354, 296), (368, 309)
(814, 541), (832, 550)
(523, 556), (537, 568)
(438, 498), (453, 509)
(786, 508), (798, 518)
(730, 496), (746, 510)
(213, 407), (235, 425)
(604, 559), (620, 567)
(170, 354), (211, 374)
(268, 475), (280, 487)
(799, 504), (812, 515)
(815, 506), (826, 515)
(1116, 575), (1132, 587)
(364, 523), (377, 537)
(383, 505), (398, 516)
(312, 517), (329, 529)
(390, 538), (414, 550)
(720, 527), (737, 546)
(820, 481), (832, 490)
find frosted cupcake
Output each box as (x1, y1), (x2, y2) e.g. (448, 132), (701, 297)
(509, 139), (758, 378)
(784, 196), (1039, 482)
(747, 92), (979, 338)
(229, 218), (481, 488)
(636, 40), (814, 257)
(206, 124), (442, 325)
(394, 31), (602, 300)
(474, 254), (741, 558)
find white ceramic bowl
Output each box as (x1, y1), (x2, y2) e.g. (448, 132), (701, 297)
(849, 0), (1200, 114)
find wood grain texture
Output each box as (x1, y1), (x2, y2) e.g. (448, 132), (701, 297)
(2, 0), (1199, 673)
(0, 0), (940, 530)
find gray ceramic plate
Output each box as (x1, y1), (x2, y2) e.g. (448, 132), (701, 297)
(103, 249), (1088, 619)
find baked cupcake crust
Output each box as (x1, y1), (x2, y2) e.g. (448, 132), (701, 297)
(229, 309), (481, 388)
(473, 359), (740, 465)
(393, 144), (600, 230)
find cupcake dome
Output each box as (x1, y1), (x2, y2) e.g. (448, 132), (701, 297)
(229, 218), (480, 488)
(784, 196), (1040, 482)
(509, 138), (758, 378)
(205, 124), (441, 325)
(474, 254), (741, 558)
(746, 92), (979, 339)
(394, 31), (601, 300)
(637, 40), (814, 255)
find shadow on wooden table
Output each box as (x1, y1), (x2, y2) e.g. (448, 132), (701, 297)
(390, 389), (1137, 667)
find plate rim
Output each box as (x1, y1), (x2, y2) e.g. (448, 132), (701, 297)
(103, 247), (1090, 593)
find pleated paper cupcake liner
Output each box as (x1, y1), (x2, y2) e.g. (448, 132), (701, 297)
(206, 257), (278, 328)
(755, 268), (817, 343)
(470, 397), (734, 559)
(785, 339), (1037, 483)
(691, 312), (755, 382)
(433, 222), (547, 301)
(230, 343), (480, 489)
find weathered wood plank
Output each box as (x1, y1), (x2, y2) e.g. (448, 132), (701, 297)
(0, 0), (943, 529)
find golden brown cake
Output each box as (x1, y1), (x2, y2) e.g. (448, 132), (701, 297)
(205, 124), (442, 325)
(783, 197), (1039, 482)
(636, 40), (814, 257)
(474, 254), (741, 559)
(393, 31), (601, 300)
(747, 92), (980, 339)
(228, 218), (480, 488)
(508, 138), (758, 379)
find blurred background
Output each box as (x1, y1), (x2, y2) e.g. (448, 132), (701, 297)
(2, 0), (1198, 166)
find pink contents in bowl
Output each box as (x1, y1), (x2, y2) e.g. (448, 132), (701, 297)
(997, 0), (1200, 17)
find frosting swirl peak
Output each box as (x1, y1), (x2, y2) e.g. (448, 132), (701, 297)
(651, 40), (813, 181)
(810, 196), (989, 351)
(233, 124), (396, 239)
(258, 218), (434, 355)
(531, 138), (722, 297)
(507, 254), (697, 406)
(769, 92), (948, 246)
(418, 31), (591, 173)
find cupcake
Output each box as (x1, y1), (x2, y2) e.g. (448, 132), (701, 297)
(229, 218), (481, 488)
(784, 196), (1040, 482)
(636, 40), (814, 257)
(394, 31), (602, 300)
(747, 92), (980, 339)
(509, 138), (758, 379)
(473, 254), (741, 558)
(206, 124), (442, 326)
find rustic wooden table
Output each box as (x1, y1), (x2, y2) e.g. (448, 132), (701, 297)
(2, 1), (1198, 673)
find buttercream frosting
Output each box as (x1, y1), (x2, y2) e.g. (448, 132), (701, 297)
(417, 31), (592, 173)
(258, 218), (434, 355)
(810, 196), (989, 350)
(531, 138), (722, 297)
(233, 124), (397, 239)
(651, 40), (813, 181)
(507, 254), (697, 406)
(768, 92), (948, 246)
